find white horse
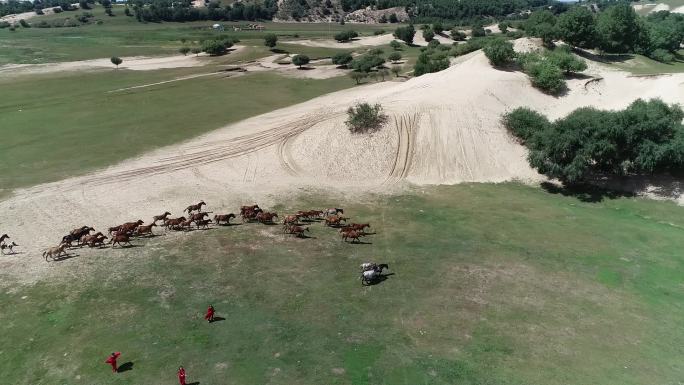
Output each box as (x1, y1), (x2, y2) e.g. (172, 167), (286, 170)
(0, 241), (18, 255)
(360, 263), (389, 285)
(360, 262), (377, 272)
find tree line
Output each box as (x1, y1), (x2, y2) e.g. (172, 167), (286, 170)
(504, 99), (684, 184)
(522, 4), (684, 62)
(126, 0), (277, 22)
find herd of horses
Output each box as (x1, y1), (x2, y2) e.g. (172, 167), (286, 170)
(1, 201), (388, 284)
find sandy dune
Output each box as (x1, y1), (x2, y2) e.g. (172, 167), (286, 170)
(283, 33), (396, 48)
(1, 41), (683, 263)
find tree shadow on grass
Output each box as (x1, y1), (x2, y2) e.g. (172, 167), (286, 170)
(540, 181), (635, 203)
(572, 48), (633, 64)
(270, 48), (288, 54)
(118, 362), (134, 372)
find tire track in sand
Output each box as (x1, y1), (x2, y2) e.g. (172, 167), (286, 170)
(69, 112), (338, 188)
(385, 112), (420, 184)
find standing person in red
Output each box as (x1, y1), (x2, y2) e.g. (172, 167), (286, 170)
(177, 366), (187, 385)
(204, 305), (215, 323)
(105, 352), (121, 373)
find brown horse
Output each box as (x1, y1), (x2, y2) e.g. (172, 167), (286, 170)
(240, 205), (260, 215)
(341, 230), (364, 243)
(164, 217), (186, 229)
(240, 207), (262, 222)
(283, 215), (300, 226)
(152, 212), (172, 224)
(80, 232), (105, 247)
(325, 216), (347, 227)
(89, 236), (108, 248)
(256, 212), (278, 224)
(214, 213), (236, 225)
(184, 201), (206, 213)
(120, 220), (144, 233)
(134, 223), (157, 237)
(287, 225), (309, 237)
(189, 212), (209, 222)
(195, 219), (212, 229)
(345, 223), (371, 232)
(70, 226), (94, 237)
(43, 244), (68, 261)
(176, 220), (194, 231)
(109, 234), (132, 248)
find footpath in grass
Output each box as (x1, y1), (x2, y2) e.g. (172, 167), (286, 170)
(0, 70), (352, 192)
(1, 183), (683, 385)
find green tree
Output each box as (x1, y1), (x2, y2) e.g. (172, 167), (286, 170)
(525, 10), (557, 46)
(483, 39), (515, 67)
(332, 52), (353, 67)
(423, 28), (435, 42)
(498, 22), (508, 34)
(471, 24), (486, 37)
(388, 52), (402, 62)
(351, 54), (385, 73)
(202, 39), (227, 56)
(345, 102), (388, 134)
(334, 30), (358, 42)
(264, 33), (278, 48)
(191, 47), (201, 56)
(349, 71), (367, 84)
(179, 46), (191, 56)
(110, 56), (122, 68)
(378, 68), (390, 81)
(413, 51), (449, 76)
(390, 65), (402, 77)
(390, 40), (401, 50)
(433, 22), (444, 34)
(596, 4), (647, 53)
(451, 28), (467, 41)
(292, 54), (310, 68)
(556, 6), (597, 48)
(394, 25), (416, 45)
(389, 13), (398, 23)
(648, 19), (684, 53)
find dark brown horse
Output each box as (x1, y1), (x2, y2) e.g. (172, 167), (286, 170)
(164, 217), (186, 229)
(189, 212), (209, 222)
(345, 223), (371, 232)
(109, 234), (132, 248)
(0, 234), (10, 244)
(214, 213), (236, 225)
(152, 212), (172, 224)
(256, 212), (278, 224)
(184, 201), (206, 213)
(79, 232), (105, 247)
(341, 229), (364, 243)
(195, 219), (212, 229)
(287, 225), (309, 237)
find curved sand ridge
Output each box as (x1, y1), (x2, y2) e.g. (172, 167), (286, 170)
(1, 45), (683, 263)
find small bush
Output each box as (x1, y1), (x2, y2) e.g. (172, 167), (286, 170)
(450, 29), (467, 41)
(351, 54), (385, 73)
(53, 7), (63, 13)
(345, 103), (388, 134)
(0, 21), (10, 29)
(334, 30), (358, 42)
(332, 52), (353, 67)
(264, 33), (277, 48)
(427, 39), (440, 49)
(19, 19), (30, 28)
(528, 61), (565, 94)
(388, 52), (401, 62)
(471, 24), (486, 37)
(423, 28), (435, 42)
(502, 108), (550, 143)
(483, 39), (515, 67)
(390, 40), (401, 50)
(202, 40), (227, 56)
(374, 29), (385, 35)
(649, 48), (675, 63)
(414, 50), (449, 76)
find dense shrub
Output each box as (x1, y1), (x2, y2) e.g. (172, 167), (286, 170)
(351, 53), (385, 73)
(202, 39), (231, 56)
(502, 108), (549, 143)
(450, 29), (467, 41)
(332, 52), (353, 67)
(413, 50), (449, 76)
(471, 24), (486, 37)
(334, 30), (358, 42)
(504, 99), (684, 183)
(19, 19), (30, 27)
(422, 28), (435, 42)
(390, 40), (401, 50)
(546, 46), (587, 74)
(526, 61), (565, 94)
(263, 33), (277, 48)
(648, 48), (675, 63)
(483, 39), (515, 67)
(345, 103), (388, 134)
(388, 52), (401, 62)
(394, 25), (415, 44)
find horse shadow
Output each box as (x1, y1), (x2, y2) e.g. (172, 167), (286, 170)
(113, 244), (141, 249)
(210, 316), (226, 323)
(293, 234), (316, 240)
(364, 272), (394, 286)
(219, 223), (241, 227)
(53, 253), (79, 262)
(349, 240), (373, 245)
(187, 382), (200, 385)
(118, 362), (134, 372)
(262, 222), (279, 226)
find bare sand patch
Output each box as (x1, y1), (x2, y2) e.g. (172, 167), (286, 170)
(282, 33), (396, 48)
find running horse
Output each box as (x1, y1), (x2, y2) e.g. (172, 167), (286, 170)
(214, 213), (236, 225)
(184, 201), (206, 213)
(0, 234), (9, 244)
(152, 212), (172, 224)
(0, 241), (18, 255)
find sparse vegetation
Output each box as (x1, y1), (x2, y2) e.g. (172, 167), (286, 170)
(345, 102), (388, 134)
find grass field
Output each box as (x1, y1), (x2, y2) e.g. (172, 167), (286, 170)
(0, 69), (355, 192)
(1, 183), (683, 384)
(610, 51), (684, 74)
(1, 5), (393, 65)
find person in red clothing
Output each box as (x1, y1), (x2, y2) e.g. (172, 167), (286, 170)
(105, 352), (121, 373)
(177, 366), (187, 385)
(204, 305), (215, 323)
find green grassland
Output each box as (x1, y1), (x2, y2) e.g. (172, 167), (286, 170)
(0, 69), (355, 192)
(1, 183), (683, 384)
(609, 51), (684, 74)
(1, 5), (393, 64)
